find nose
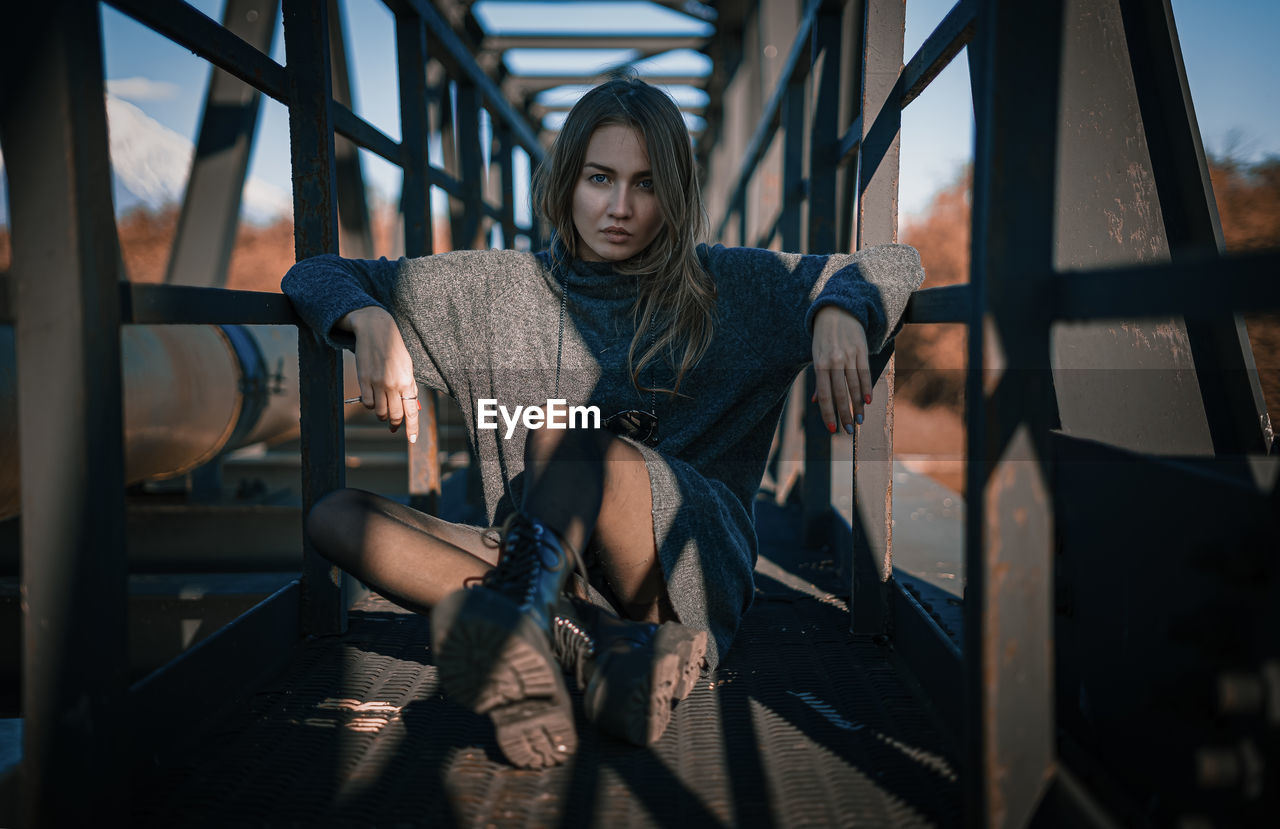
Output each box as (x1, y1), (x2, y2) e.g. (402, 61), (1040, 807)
(608, 187), (632, 218)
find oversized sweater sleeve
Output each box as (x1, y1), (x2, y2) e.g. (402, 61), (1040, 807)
(281, 253), (397, 351)
(281, 252), (470, 395)
(701, 243), (924, 365)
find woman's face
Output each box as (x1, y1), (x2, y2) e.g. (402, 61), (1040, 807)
(571, 124), (665, 262)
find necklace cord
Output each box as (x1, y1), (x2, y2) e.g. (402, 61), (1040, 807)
(554, 271), (566, 398)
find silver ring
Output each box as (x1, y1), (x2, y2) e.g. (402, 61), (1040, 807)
(401, 394), (418, 400)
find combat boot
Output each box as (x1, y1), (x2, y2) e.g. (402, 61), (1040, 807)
(431, 513), (581, 768)
(552, 595), (707, 746)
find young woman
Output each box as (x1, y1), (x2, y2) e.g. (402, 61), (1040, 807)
(282, 76), (924, 769)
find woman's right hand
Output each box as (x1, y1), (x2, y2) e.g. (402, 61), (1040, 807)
(338, 306), (420, 443)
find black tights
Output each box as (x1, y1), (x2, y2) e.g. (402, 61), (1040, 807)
(304, 426), (675, 623)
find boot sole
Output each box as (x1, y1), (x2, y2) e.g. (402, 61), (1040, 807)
(584, 646), (681, 746)
(489, 697), (577, 769)
(657, 623), (708, 701)
(583, 622), (708, 746)
(432, 588), (576, 768)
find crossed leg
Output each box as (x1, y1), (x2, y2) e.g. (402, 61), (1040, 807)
(522, 426), (676, 624)
(304, 426), (675, 623)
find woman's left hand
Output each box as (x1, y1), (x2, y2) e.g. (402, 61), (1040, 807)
(810, 306), (872, 434)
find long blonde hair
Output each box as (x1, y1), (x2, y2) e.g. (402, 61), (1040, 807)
(532, 76), (716, 396)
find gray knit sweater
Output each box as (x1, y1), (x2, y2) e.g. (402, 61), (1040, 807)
(282, 242), (924, 667)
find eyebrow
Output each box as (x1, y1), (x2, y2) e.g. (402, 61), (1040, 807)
(583, 162), (652, 177)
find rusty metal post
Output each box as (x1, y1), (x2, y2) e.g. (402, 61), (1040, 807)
(453, 80), (486, 249)
(779, 79), (806, 254)
(497, 124), (520, 247)
(964, 0), (1063, 825)
(396, 6), (442, 514)
(398, 12), (432, 260)
(1, 2), (130, 823)
(283, 0), (348, 635)
(834, 0), (862, 256)
(800, 0), (844, 546)
(848, 0), (903, 635)
(438, 77), (462, 251)
(769, 65), (811, 507)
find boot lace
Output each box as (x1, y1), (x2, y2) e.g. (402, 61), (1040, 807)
(480, 515), (569, 605)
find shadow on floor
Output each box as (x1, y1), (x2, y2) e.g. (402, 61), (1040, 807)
(133, 501), (962, 827)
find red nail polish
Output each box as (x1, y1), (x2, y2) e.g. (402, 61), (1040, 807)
(418, 400), (422, 411)
(864, 394), (872, 405)
(827, 422), (836, 434)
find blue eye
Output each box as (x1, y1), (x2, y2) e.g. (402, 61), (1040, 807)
(589, 173), (609, 184)
(637, 179), (654, 190)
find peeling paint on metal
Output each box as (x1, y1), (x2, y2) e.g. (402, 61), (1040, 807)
(1152, 322), (1192, 364)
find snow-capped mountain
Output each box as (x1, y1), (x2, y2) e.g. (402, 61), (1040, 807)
(0, 93), (291, 225)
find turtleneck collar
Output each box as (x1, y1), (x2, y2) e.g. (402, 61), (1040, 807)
(539, 237), (641, 300)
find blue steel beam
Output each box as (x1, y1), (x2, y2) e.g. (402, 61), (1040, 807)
(396, 8), (442, 514)
(713, 0), (821, 240)
(1048, 0), (1252, 460)
(106, 0), (406, 169)
(1054, 251), (1280, 320)
(900, 0), (977, 109)
(800, 0), (845, 546)
(0, 2), (129, 822)
(902, 284), (972, 326)
(120, 284), (301, 325)
(1118, 0), (1272, 455)
(849, 0), (905, 635)
(283, 0), (349, 636)
(766, 47), (810, 509)
(496, 124), (520, 245)
(452, 80), (486, 249)
(108, 0), (290, 99)
(384, 0), (544, 160)
(964, 0), (1063, 825)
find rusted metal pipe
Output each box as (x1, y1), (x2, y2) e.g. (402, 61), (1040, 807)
(0, 324), (357, 519)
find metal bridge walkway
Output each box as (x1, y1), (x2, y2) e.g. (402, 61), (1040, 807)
(5, 0), (1277, 824)
(133, 500), (961, 828)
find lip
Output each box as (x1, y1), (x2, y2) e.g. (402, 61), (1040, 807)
(601, 227), (631, 239)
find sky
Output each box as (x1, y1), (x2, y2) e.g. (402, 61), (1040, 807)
(0, 0), (1277, 228)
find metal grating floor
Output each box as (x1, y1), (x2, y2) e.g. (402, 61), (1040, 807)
(134, 505), (961, 827)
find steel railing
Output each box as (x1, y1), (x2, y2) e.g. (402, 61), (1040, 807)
(0, 0), (543, 822)
(700, 0), (1280, 825)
